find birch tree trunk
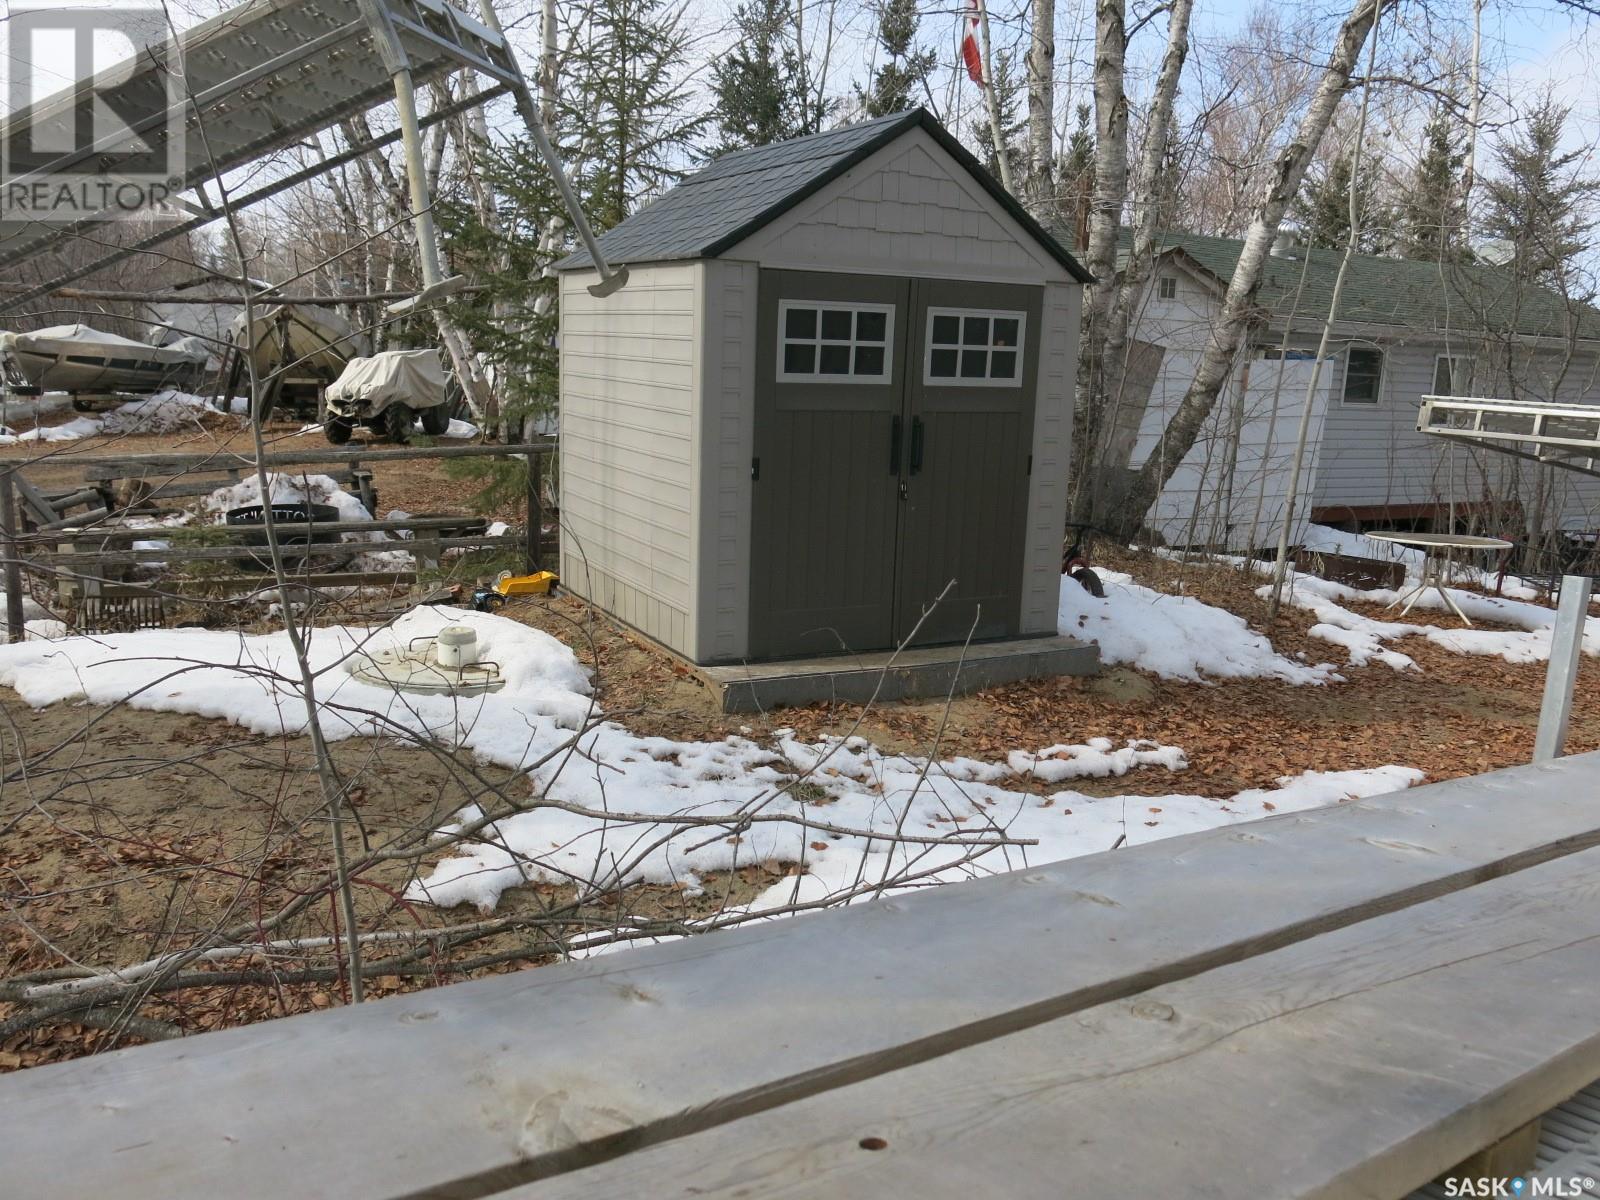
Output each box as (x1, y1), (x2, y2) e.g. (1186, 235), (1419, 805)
(1086, 0), (1193, 518)
(977, 0), (1015, 193)
(1111, 0), (1388, 538)
(1026, 0), (1056, 214)
(1067, 0), (1127, 519)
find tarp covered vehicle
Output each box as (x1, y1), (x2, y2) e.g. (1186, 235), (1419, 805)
(323, 349), (452, 445)
(0, 324), (209, 405)
(225, 304), (363, 420)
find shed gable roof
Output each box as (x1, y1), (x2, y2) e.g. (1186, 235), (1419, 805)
(556, 109), (1091, 282)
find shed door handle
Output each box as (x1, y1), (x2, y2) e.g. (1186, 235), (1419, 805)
(909, 416), (925, 475)
(889, 415), (903, 474)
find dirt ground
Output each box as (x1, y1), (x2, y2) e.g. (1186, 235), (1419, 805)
(2, 412), (1596, 1069)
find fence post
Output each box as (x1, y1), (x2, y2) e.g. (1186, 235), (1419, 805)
(525, 450), (543, 572)
(0, 469), (24, 643)
(1533, 573), (1592, 763)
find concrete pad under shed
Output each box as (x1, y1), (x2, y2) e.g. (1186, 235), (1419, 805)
(695, 635), (1099, 713)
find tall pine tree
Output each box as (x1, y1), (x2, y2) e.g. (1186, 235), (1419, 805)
(708, 0), (806, 154)
(1295, 148), (1386, 253)
(574, 0), (708, 230)
(438, 0), (706, 470)
(858, 0), (935, 118)
(1395, 105), (1466, 261)
(1482, 99), (1598, 288)
(969, 51), (1025, 185)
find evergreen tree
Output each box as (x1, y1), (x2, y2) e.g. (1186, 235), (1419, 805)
(573, 0), (709, 230)
(438, 0), (707, 475)
(1482, 99), (1598, 288)
(1055, 102), (1094, 246)
(709, 0), (806, 154)
(1395, 105), (1466, 261)
(1295, 148), (1386, 253)
(858, 0), (936, 118)
(969, 51), (1025, 186)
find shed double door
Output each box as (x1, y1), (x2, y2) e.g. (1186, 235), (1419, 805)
(750, 269), (1041, 660)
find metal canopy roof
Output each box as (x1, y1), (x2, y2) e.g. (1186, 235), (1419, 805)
(0, 0), (520, 313)
(1418, 394), (1600, 482)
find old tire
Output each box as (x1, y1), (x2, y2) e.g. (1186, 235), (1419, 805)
(384, 403), (413, 445)
(420, 403), (451, 436)
(324, 417), (354, 446)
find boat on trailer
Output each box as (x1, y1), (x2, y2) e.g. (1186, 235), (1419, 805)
(0, 324), (209, 402)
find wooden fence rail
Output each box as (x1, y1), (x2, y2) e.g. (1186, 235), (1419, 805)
(3, 753), (1600, 1198)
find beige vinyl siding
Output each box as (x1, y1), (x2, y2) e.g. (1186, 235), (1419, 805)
(1020, 282), (1080, 633)
(695, 259), (758, 661)
(559, 262), (703, 656)
(728, 127), (1070, 286)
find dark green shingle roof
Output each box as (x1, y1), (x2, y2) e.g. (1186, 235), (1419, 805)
(557, 108), (1091, 281)
(1135, 230), (1600, 342)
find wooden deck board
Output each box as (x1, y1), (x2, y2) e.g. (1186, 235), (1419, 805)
(519, 845), (1600, 1199)
(3, 754), (1600, 1198)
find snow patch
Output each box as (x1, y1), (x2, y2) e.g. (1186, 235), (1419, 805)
(0, 611), (1423, 915)
(1058, 571), (1340, 685)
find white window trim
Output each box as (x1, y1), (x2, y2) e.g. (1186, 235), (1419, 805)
(776, 300), (895, 383)
(1157, 275), (1178, 301)
(1340, 345), (1385, 406)
(923, 307), (1028, 389)
(1433, 353), (1474, 398)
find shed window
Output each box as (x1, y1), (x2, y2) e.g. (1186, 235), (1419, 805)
(1433, 354), (1474, 397)
(925, 308), (1026, 387)
(1157, 275), (1178, 301)
(777, 302), (894, 382)
(1342, 347), (1383, 404)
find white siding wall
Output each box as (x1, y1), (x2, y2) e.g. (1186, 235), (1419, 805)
(1020, 282), (1080, 631)
(1128, 256), (1600, 538)
(559, 262), (703, 657)
(1312, 340), (1600, 530)
(729, 128), (1069, 286)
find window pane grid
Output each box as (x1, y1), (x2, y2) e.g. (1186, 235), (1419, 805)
(925, 307), (1026, 386)
(777, 302), (894, 382)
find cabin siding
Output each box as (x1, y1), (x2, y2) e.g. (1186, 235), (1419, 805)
(559, 262), (703, 657)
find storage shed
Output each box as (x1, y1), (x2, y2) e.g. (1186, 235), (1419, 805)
(555, 108), (1092, 670)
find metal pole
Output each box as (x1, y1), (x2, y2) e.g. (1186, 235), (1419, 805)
(356, 0), (466, 314)
(473, 0), (628, 298)
(525, 450), (543, 572)
(1534, 573), (1591, 763)
(0, 471), (25, 643)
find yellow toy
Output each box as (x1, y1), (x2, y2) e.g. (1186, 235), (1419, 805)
(494, 569), (558, 597)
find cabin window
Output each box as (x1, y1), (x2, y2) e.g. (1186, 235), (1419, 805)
(1342, 347), (1384, 404)
(924, 308), (1027, 387)
(777, 302), (894, 382)
(1433, 354), (1473, 397)
(1157, 275), (1178, 301)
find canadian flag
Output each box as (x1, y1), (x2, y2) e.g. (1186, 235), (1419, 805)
(961, 0), (986, 88)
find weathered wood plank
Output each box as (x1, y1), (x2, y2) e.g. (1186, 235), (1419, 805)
(519, 844), (1600, 1200)
(51, 516), (493, 544)
(4, 756), (1600, 1199)
(50, 534), (520, 566)
(69, 442), (553, 475)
